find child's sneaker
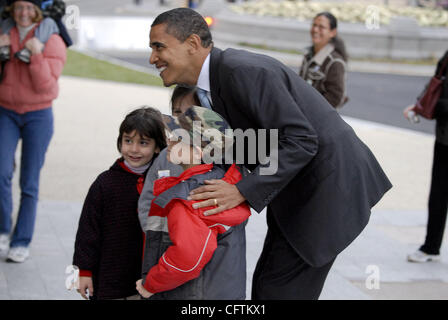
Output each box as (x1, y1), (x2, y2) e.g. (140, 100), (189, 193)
(7, 246), (30, 263)
(407, 249), (440, 263)
(0, 45), (10, 61)
(14, 48), (32, 64)
(0, 234), (9, 254)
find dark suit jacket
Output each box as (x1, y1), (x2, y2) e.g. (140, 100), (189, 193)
(208, 47), (392, 267)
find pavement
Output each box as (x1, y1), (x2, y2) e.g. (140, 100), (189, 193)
(0, 74), (447, 300)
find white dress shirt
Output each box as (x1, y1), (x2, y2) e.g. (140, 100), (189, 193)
(196, 53), (213, 104)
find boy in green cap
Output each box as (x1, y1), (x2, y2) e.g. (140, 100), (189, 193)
(136, 106), (251, 300)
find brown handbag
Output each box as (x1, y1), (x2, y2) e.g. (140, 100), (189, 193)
(413, 55), (448, 119)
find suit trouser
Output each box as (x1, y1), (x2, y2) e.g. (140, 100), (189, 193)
(252, 208), (334, 300)
(420, 142), (448, 255)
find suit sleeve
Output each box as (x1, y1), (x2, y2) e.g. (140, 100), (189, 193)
(143, 201), (218, 294)
(226, 66), (319, 212)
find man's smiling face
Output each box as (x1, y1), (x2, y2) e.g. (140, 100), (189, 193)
(149, 23), (195, 87)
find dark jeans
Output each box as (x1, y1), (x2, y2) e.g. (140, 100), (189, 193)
(420, 142), (448, 255)
(0, 106), (53, 248)
(252, 208), (334, 300)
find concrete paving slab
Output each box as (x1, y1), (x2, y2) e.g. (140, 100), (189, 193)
(1, 258), (48, 300)
(321, 272), (372, 300)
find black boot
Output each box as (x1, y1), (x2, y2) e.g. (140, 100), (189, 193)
(0, 46), (10, 61)
(15, 48), (32, 64)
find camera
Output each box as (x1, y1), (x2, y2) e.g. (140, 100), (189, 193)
(41, 0), (66, 20)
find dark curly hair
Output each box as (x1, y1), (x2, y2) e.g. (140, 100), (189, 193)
(117, 106), (167, 154)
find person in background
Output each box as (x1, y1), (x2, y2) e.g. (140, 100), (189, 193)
(0, 0), (66, 263)
(405, 50), (448, 263)
(73, 107), (166, 300)
(299, 11), (349, 109)
(0, 0), (72, 64)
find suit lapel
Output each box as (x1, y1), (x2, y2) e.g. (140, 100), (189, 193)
(209, 47), (233, 127)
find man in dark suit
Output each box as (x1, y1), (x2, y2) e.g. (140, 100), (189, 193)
(149, 8), (392, 299)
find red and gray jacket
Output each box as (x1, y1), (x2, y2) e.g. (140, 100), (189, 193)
(142, 163), (251, 299)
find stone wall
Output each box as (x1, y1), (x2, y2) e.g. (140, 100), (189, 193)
(211, 9), (448, 60)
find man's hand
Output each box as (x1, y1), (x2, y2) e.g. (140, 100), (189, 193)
(25, 37), (44, 55)
(77, 276), (94, 300)
(188, 179), (246, 216)
(136, 279), (153, 299)
(0, 34), (10, 47)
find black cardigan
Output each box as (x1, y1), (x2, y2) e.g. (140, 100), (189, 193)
(73, 160), (144, 300)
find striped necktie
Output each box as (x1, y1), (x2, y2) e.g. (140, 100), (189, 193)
(197, 88), (212, 109)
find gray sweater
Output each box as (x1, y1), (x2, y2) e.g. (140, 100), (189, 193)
(138, 148), (183, 231)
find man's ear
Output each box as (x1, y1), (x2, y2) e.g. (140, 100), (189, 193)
(186, 34), (203, 53)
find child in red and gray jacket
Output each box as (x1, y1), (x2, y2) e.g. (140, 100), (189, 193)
(136, 106), (251, 300)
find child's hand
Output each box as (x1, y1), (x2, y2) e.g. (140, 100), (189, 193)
(136, 279), (153, 299)
(77, 276), (94, 300)
(24, 37), (44, 55)
(0, 34), (10, 47)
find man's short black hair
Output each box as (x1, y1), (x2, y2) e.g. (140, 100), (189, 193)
(152, 8), (213, 48)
